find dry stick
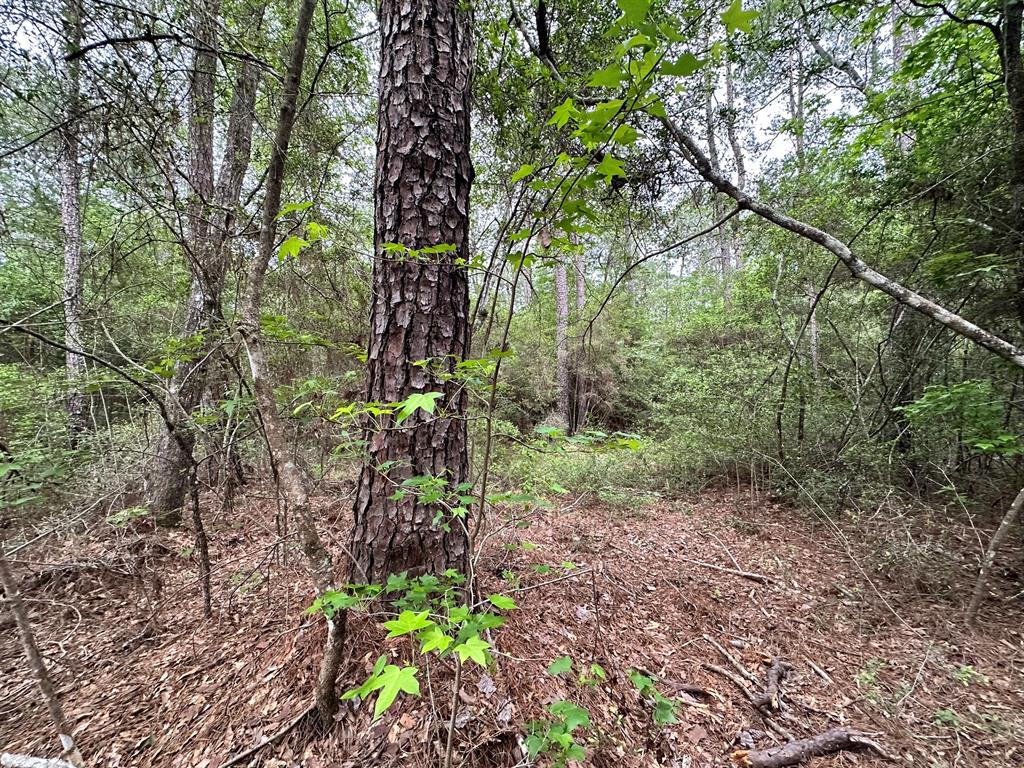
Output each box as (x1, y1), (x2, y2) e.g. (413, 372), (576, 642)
(658, 115), (1024, 369)
(703, 664), (793, 742)
(752, 657), (792, 711)
(221, 705), (315, 768)
(1, 756), (77, 768)
(0, 556), (86, 768)
(442, 657), (463, 768)
(732, 726), (892, 768)
(685, 557), (773, 585)
(188, 467), (212, 617)
(967, 486), (1024, 622)
(703, 635), (760, 685)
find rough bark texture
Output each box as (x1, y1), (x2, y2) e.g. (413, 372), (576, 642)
(967, 485), (1024, 621)
(146, 0), (221, 525)
(0, 556), (86, 767)
(732, 727), (887, 768)
(661, 116), (1024, 368)
(350, 0), (474, 583)
(60, 0), (87, 442)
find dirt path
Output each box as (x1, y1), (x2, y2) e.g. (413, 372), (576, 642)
(2, 491), (1021, 767)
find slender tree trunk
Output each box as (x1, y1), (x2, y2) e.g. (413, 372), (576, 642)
(967, 486), (1024, 622)
(574, 249), (585, 311)
(704, 63), (732, 300)
(60, 0), (87, 443)
(554, 260), (571, 427)
(147, 0), (221, 525)
(806, 280), (819, 382)
(723, 57), (746, 269)
(1001, 2), (1024, 325)
(350, 0), (474, 583)
(235, 0), (345, 725)
(572, 247), (586, 431)
(0, 556), (86, 767)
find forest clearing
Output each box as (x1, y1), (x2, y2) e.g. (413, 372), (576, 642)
(2, 0), (1024, 766)
(4, 490), (1022, 767)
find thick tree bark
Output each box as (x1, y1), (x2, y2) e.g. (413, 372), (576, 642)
(554, 261), (571, 426)
(60, 0), (87, 442)
(0, 556), (86, 768)
(350, 0), (474, 583)
(967, 486), (1024, 621)
(236, 0), (345, 725)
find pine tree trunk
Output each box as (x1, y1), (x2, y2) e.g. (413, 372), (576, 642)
(60, 0), (87, 443)
(350, 0), (474, 583)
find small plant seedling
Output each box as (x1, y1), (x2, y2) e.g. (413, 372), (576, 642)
(629, 670), (678, 725)
(526, 700), (591, 767)
(951, 665), (988, 686)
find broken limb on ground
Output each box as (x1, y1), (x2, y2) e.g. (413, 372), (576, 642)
(2, 490), (1022, 767)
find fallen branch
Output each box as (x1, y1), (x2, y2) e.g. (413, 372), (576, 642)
(752, 657), (792, 712)
(681, 557), (773, 584)
(703, 636), (760, 685)
(221, 705), (315, 767)
(967, 486), (1024, 623)
(731, 727), (892, 768)
(703, 664), (794, 741)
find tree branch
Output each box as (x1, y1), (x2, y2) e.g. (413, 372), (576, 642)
(658, 116), (1024, 368)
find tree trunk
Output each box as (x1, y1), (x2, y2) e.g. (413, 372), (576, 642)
(235, 0), (344, 724)
(1001, 2), (1024, 326)
(146, 0), (221, 525)
(805, 280), (819, 382)
(146, 9), (263, 525)
(723, 57), (746, 269)
(967, 486), (1024, 622)
(704, 62), (733, 300)
(0, 556), (86, 767)
(350, 0), (474, 583)
(554, 260), (571, 427)
(574, 249), (586, 311)
(60, 0), (87, 443)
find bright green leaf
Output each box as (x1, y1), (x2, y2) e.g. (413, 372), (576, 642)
(383, 610), (434, 637)
(721, 0), (758, 34)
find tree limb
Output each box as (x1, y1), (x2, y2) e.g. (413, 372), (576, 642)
(658, 115), (1024, 369)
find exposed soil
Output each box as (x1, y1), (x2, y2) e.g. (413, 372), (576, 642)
(2, 490), (1022, 767)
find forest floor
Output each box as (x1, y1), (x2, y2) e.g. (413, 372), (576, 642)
(2, 489), (1022, 768)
